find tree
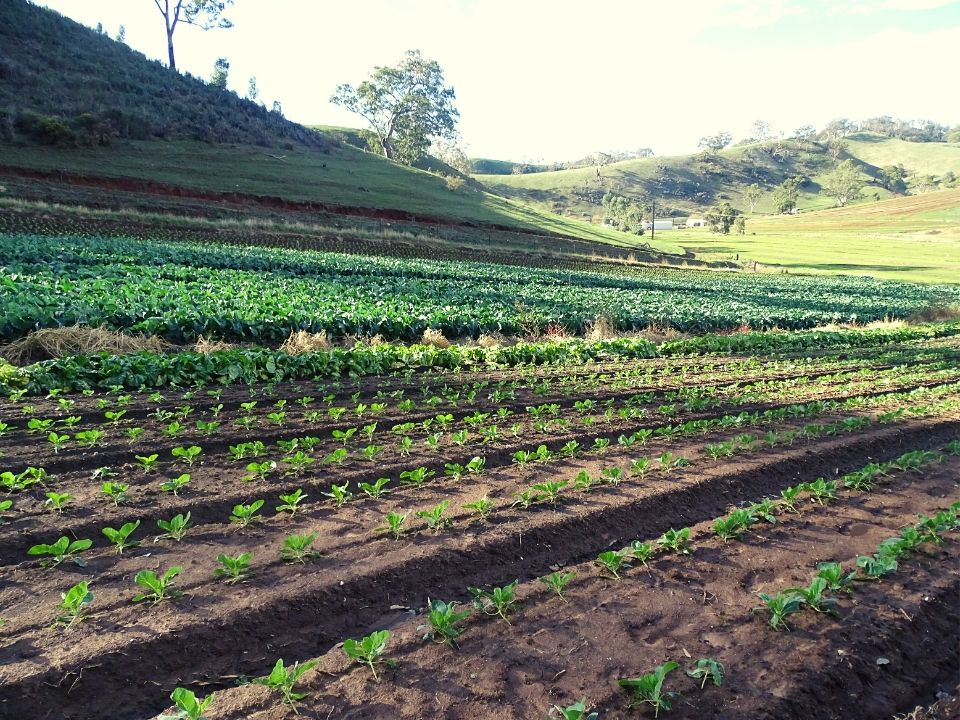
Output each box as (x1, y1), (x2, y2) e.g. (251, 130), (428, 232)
(698, 131), (732, 153)
(331, 50), (459, 166)
(247, 76), (259, 103)
(751, 120), (772, 143)
(878, 164), (907, 193)
(705, 202), (738, 234)
(209, 57), (229, 89)
(735, 216), (746, 235)
(432, 138), (471, 174)
(910, 174), (938, 194)
(744, 183), (763, 213)
(116, 25), (126, 43)
(821, 159), (863, 207)
(826, 138), (847, 160)
(792, 125), (816, 143)
(602, 193), (644, 234)
(773, 178), (800, 213)
(152, 1), (234, 72)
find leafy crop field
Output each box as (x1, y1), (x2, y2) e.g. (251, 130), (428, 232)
(3, 234), (960, 345)
(1, 326), (958, 719)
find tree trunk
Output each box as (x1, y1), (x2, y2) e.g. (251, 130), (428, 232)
(167, 27), (176, 71)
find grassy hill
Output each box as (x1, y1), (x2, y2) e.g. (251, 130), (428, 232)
(475, 135), (960, 219)
(0, 0), (673, 255)
(671, 189), (960, 284)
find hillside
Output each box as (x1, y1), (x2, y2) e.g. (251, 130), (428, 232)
(0, 0), (672, 255)
(475, 136), (960, 220)
(671, 189), (960, 284)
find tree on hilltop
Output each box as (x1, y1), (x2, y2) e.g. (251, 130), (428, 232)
(821, 160), (863, 207)
(152, 1), (234, 72)
(331, 50), (459, 166)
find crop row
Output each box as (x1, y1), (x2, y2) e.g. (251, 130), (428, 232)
(4, 234), (960, 344)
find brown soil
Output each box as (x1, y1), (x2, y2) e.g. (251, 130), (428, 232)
(0, 349), (958, 720)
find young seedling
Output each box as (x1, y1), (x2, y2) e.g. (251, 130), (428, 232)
(657, 527), (692, 555)
(243, 460), (276, 482)
(55, 580), (93, 629)
(323, 482), (353, 506)
(132, 566), (183, 604)
(156, 513), (192, 542)
(596, 550), (630, 580)
(601, 466), (624, 486)
(400, 466), (435, 487)
(47, 431), (70, 453)
(101, 481), (129, 506)
(631, 457), (651, 479)
(214, 553), (253, 584)
(539, 570), (576, 601)
(686, 658), (724, 689)
(463, 497), (494, 522)
(28, 537), (92, 567)
(342, 629), (393, 681)
(158, 687), (215, 720)
(856, 553), (898, 579)
(618, 661), (680, 717)
(160, 473), (191, 496)
(713, 508), (755, 542)
(276, 489), (307, 516)
(753, 591), (804, 630)
(785, 577), (837, 613)
(466, 456), (486, 475)
(359, 477), (391, 498)
(549, 699), (599, 720)
(280, 532), (318, 563)
(136, 454), (160, 473)
(44, 491), (72, 514)
(417, 501), (452, 533)
(76, 430), (104, 449)
(170, 447), (201, 468)
(628, 541), (655, 568)
(379, 512), (407, 541)
(256, 658), (318, 713)
(778, 485), (803, 514)
(511, 489), (540, 509)
(469, 580), (519, 624)
(102, 520), (141, 554)
(815, 561), (856, 593)
(802, 478), (837, 506)
(229, 499), (265, 527)
(532, 480), (567, 506)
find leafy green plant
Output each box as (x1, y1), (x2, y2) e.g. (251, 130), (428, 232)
(618, 661), (680, 717)
(713, 508), (755, 541)
(359, 477), (391, 498)
(856, 553), (898, 579)
(469, 580), (519, 624)
(102, 520), (141, 554)
(657, 527), (692, 555)
(549, 698), (598, 720)
(323, 482), (353, 506)
(136, 454), (160, 473)
(686, 658), (724, 689)
(753, 591), (804, 630)
(281, 532), (318, 563)
(628, 540), (655, 568)
(101, 481), (128, 506)
(256, 658), (318, 713)
(28, 536), (92, 567)
(229, 499), (265, 526)
(511, 489), (540, 509)
(214, 553), (253, 584)
(55, 580), (93, 629)
(631, 457), (651, 479)
(380, 511), (407, 540)
(158, 688), (215, 720)
(400, 466), (435, 487)
(47, 431), (70, 453)
(133, 566), (183, 604)
(276, 489), (307, 516)
(343, 629), (393, 680)
(417, 500), (452, 533)
(596, 549), (630, 580)
(778, 485), (803, 513)
(815, 561), (856, 593)
(44, 491), (71, 514)
(419, 598), (471, 647)
(785, 577), (837, 613)
(802, 478), (837, 506)
(161, 473), (191, 496)
(463, 496), (494, 522)
(156, 513), (192, 542)
(532, 480), (566, 506)
(539, 570), (576, 601)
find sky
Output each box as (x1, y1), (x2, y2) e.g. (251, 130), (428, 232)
(33, 0), (960, 162)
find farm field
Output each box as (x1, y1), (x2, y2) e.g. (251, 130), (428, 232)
(674, 189), (960, 284)
(1, 327), (958, 719)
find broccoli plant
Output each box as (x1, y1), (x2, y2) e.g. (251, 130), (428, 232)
(469, 580), (519, 624)
(256, 658), (318, 713)
(802, 478), (837, 506)
(214, 553), (253, 584)
(102, 520), (141, 554)
(753, 591), (804, 630)
(55, 580), (93, 629)
(400, 466), (435, 487)
(342, 629), (393, 680)
(156, 513), (192, 542)
(631, 457), (651, 479)
(786, 577), (837, 613)
(230, 499), (264, 527)
(132, 566), (183, 604)
(713, 508), (755, 542)
(158, 687), (215, 720)
(44, 491), (71, 514)
(463, 497), (494, 522)
(815, 562), (856, 593)
(657, 527), (692, 555)
(596, 549), (630, 580)
(778, 485), (803, 514)
(549, 698), (598, 720)
(28, 536), (92, 567)
(101, 481), (129, 506)
(322, 482), (353, 506)
(276, 489), (307, 516)
(539, 570), (576, 602)
(416, 501), (452, 533)
(419, 598), (471, 647)
(47, 431), (70, 453)
(856, 553), (898, 580)
(171, 446), (202, 467)
(618, 661), (680, 717)
(532, 480), (567, 506)
(160, 473), (191, 496)
(379, 511), (407, 540)
(280, 532), (318, 563)
(136, 454), (160, 473)
(628, 541), (655, 568)
(686, 658), (724, 689)
(359, 477), (391, 499)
